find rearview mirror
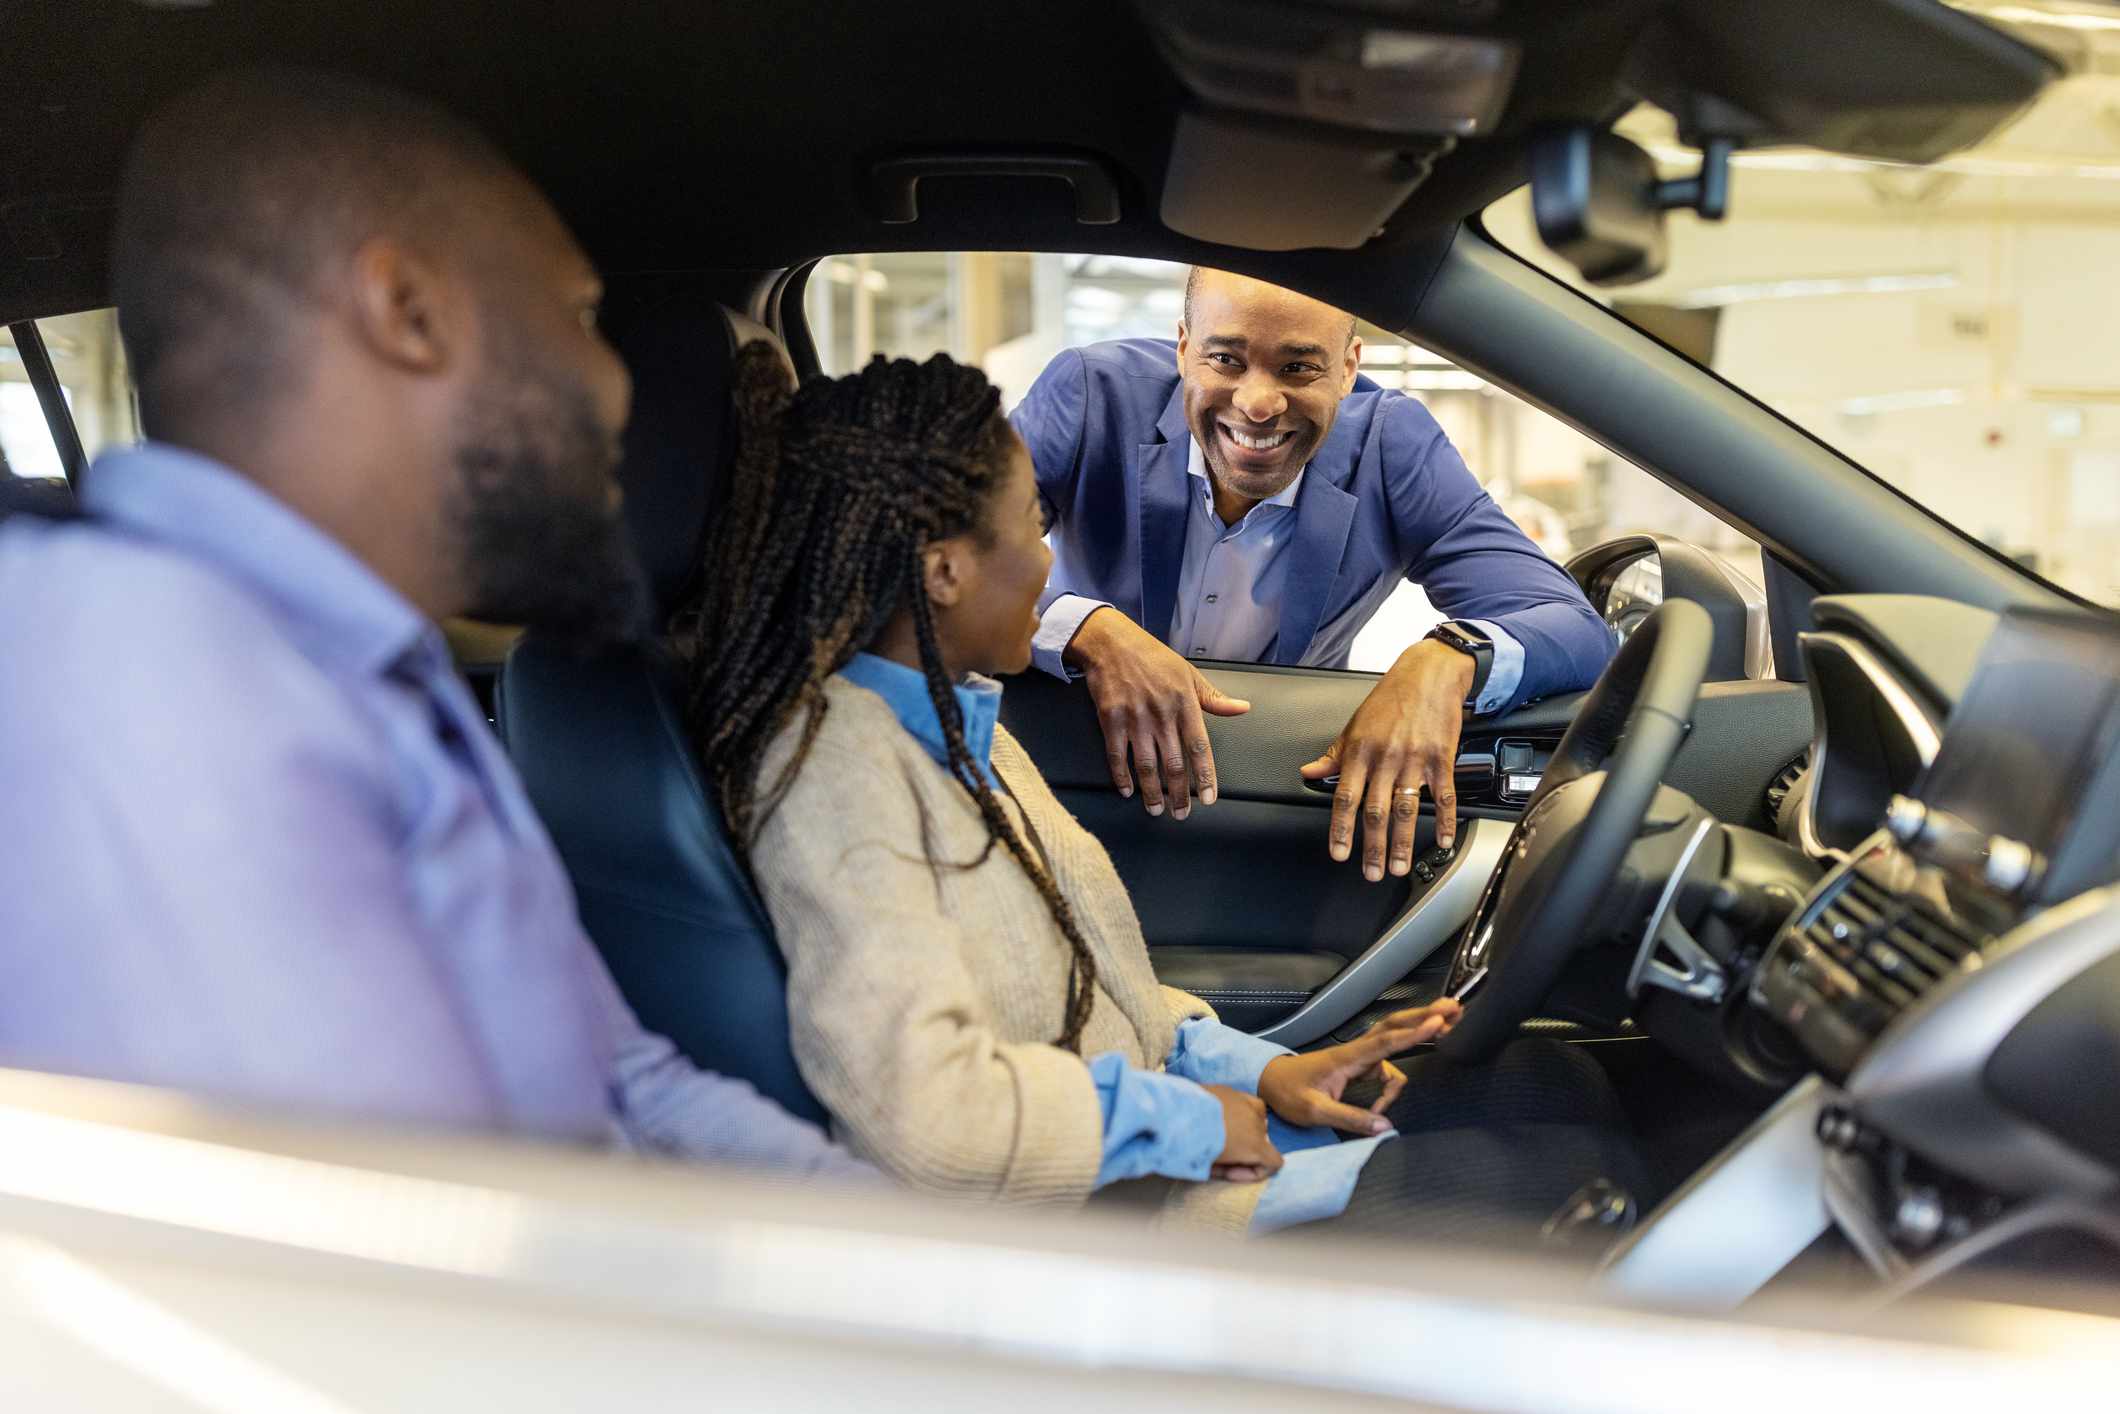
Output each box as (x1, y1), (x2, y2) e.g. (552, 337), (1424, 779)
(1529, 127), (1668, 286)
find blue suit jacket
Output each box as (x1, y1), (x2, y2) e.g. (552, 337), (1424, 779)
(1009, 338), (1614, 714)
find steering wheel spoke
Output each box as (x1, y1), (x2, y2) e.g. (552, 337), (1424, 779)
(1440, 601), (1717, 1062)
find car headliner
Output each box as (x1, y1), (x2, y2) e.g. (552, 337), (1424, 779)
(1, 0), (1661, 322)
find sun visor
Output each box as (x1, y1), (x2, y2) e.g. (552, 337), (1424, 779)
(1137, 0), (1520, 138)
(1161, 112), (1450, 251)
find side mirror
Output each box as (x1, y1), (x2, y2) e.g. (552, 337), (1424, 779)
(1567, 533), (1764, 682)
(1529, 128), (1669, 286)
(1529, 125), (1731, 287)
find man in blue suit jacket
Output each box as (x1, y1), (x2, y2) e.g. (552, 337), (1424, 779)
(1010, 268), (1612, 884)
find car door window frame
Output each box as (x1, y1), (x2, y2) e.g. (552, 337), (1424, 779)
(4, 319), (87, 488)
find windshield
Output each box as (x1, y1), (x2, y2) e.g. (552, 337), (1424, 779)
(1483, 3), (2120, 607)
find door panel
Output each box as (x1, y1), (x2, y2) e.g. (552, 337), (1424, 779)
(1146, 947), (1345, 1033)
(999, 660), (1814, 1036)
(1062, 790), (1416, 955)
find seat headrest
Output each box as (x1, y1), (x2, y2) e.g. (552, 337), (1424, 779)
(600, 278), (791, 614)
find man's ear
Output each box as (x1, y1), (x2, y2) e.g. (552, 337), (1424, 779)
(1342, 336), (1363, 397)
(1175, 321), (1190, 369)
(347, 236), (462, 375)
(922, 537), (970, 610)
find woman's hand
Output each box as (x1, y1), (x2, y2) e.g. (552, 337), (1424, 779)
(1202, 1084), (1283, 1182)
(1362, 997), (1463, 1042)
(1257, 1012), (1452, 1136)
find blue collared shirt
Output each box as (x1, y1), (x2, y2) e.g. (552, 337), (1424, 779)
(1032, 438), (1524, 712)
(839, 650), (1390, 1228)
(1165, 442), (1306, 665)
(0, 443), (867, 1179)
(838, 652), (1004, 789)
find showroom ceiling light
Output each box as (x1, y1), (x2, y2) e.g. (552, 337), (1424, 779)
(1674, 272), (1960, 308)
(1367, 368), (1488, 393)
(1359, 343), (1457, 368)
(1958, 3), (2120, 34)
(1647, 142), (2120, 183)
(1065, 286), (1126, 310)
(1839, 388), (1966, 415)
(821, 262), (889, 294)
(1404, 371), (1488, 391)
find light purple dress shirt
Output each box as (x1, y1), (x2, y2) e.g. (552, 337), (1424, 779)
(0, 444), (866, 1179)
(1032, 438), (1525, 711)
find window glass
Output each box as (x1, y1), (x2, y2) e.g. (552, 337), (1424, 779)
(38, 309), (141, 464)
(806, 253), (1763, 672)
(0, 327), (62, 480)
(1483, 67), (2120, 608)
(0, 309), (141, 480)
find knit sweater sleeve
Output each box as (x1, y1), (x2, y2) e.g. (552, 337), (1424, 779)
(1161, 985), (1216, 1030)
(749, 737), (1105, 1206)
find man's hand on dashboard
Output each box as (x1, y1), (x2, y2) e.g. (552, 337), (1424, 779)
(1064, 606), (1251, 821)
(1299, 639), (1473, 882)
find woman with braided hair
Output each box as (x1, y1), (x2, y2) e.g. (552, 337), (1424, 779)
(680, 343), (1651, 1238)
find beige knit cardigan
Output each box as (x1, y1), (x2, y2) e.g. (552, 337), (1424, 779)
(749, 675), (1265, 1233)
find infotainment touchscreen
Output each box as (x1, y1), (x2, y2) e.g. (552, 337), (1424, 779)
(1912, 607), (2120, 901)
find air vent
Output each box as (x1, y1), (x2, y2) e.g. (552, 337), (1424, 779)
(1792, 872), (1986, 1067)
(1764, 753), (1807, 820)
(1754, 849), (1997, 1079)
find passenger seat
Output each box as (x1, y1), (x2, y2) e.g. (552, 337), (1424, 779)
(497, 282), (825, 1124)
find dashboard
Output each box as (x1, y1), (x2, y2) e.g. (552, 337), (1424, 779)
(1751, 603), (2120, 1218)
(1609, 596), (2120, 1299)
(1787, 595), (1998, 857)
(1755, 604), (2120, 1080)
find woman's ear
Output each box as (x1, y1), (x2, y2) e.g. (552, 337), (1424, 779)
(922, 537), (970, 610)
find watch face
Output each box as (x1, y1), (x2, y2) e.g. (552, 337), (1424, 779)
(1433, 622), (1488, 653)
(1446, 621), (1491, 649)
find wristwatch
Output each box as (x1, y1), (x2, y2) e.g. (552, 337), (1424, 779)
(1424, 620), (1494, 710)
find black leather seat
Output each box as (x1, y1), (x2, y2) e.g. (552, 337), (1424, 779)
(497, 283), (826, 1124)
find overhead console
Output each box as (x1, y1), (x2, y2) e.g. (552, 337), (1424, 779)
(1136, 0), (2057, 270)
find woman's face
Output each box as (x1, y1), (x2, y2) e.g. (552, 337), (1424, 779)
(942, 431), (1053, 678)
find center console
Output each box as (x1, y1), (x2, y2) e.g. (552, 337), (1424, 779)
(1605, 608), (2120, 1306)
(1754, 608), (2120, 1082)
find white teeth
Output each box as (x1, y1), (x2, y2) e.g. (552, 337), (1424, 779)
(1224, 426), (1292, 452)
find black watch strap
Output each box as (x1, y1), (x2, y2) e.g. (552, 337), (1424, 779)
(1426, 620), (1494, 709)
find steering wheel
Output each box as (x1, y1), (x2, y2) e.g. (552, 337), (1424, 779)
(1439, 599), (1714, 1063)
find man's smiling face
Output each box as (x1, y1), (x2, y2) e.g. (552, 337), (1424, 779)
(1177, 269), (1362, 513)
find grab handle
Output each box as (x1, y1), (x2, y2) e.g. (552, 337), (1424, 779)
(869, 153), (1122, 225)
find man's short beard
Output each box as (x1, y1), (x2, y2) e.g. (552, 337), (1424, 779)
(1194, 419), (1312, 505)
(448, 348), (649, 652)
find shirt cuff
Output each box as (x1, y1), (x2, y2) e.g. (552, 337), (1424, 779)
(1463, 619), (1525, 717)
(1031, 595), (1110, 681)
(1249, 1131), (1397, 1234)
(1086, 1051), (1226, 1188)
(1163, 1017), (1293, 1095)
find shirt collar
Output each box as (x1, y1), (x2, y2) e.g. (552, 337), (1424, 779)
(1186, 436), (1305, 513)
(81, 442), (434, 678)
(839, 652), (1003, 786)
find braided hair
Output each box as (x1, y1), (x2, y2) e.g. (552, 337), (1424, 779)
(681, 342), (1100, 1052)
